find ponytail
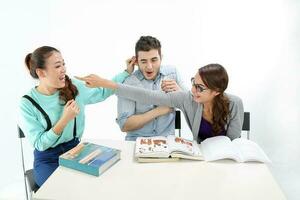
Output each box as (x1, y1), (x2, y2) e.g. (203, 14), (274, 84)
(212, 94), (229, 135)
(59, 75), (78, 104)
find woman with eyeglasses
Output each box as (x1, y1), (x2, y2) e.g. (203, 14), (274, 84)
(76, 64), (244, 143)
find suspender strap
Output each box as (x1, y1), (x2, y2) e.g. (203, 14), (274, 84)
(73, 118), (77, 138)
(22, 95), (77, 137)
(23, 95), (52, 131)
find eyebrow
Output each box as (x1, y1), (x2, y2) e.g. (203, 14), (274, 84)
(194, 82), (206, 87)
(140, 57), (159, 62)
(54, 60), (64, 64)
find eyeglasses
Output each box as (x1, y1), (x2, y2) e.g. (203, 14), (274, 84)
(191, 78), (208, 93)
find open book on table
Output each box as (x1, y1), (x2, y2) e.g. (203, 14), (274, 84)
(200, 136), (271, 163)
(135, 135), (271, 163)
(135, 135), (203, 162)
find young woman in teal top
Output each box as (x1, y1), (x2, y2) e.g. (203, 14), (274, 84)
(18, 46), (133, 187)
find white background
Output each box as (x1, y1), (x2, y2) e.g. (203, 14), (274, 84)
(0, 0), (299, 199)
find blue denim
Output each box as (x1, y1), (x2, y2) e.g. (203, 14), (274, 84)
(33, 138), (79, 186)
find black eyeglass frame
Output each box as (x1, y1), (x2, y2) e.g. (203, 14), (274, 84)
(191, 78), (208, 93)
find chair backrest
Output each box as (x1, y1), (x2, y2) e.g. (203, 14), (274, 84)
(18, 126), (25, 138)
(18, 126), (39, 200)
(175, 110), (181, 130)
(242, 112), (250, 139)
(175, 110), (181, 137)
(242, 112), (250, 131)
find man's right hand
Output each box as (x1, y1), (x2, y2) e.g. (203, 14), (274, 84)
(126, 56), (137, 74)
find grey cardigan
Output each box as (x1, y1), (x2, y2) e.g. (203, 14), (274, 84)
(116, 84), (244, 142)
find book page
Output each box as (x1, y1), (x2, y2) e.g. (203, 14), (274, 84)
(232, 138), (271, 163)
(135, 136), (170, 158)
(167, 135), (202, 157)
(200, 136), (242, 162)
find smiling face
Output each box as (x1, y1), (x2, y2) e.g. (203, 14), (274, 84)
(38, 51), (66, 90)
(137, 49), (161, 80)
(191, 72), (220, 103)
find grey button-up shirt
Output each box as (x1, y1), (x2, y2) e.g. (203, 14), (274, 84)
(116, 65), (187, 141)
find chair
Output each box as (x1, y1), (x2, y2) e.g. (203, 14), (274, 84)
(175, 110), (181, 137)
(18, 126), (39, 200)
(175, 111), (250, 139)
(242, 112), (250, 139)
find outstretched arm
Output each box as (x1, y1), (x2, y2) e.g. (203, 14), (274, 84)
(74, 61), (135, 104)
(75, 75), (187, 110)
(75, 74), (118, 90)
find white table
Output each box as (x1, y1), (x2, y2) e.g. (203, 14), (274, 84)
(33, 140), (286, 200)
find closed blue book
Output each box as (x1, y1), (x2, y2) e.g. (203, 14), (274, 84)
(59, 142), (121, 176)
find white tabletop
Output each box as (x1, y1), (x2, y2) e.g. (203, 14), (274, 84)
(33, 139), (286, 200)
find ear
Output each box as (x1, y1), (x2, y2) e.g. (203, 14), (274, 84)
(36, 68), (46, 78)
(134, 57), (138, 65)
(213, 91), (220, 96)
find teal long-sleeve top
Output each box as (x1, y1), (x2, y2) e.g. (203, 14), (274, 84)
(18, 71), (129, 151)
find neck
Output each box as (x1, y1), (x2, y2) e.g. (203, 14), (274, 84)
(202, 100), (214, 123)
(203, 100), (213, 113)
(36, 83), (57, 95)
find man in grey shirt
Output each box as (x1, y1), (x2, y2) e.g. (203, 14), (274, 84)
(116, 36), (187, 141)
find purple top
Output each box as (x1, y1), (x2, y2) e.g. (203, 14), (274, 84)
(198, 117), (226, 142)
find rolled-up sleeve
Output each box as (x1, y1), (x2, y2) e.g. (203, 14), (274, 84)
(116, 96), (135, 130)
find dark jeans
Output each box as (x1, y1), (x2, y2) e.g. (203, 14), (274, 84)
(33, 138), (79, 187)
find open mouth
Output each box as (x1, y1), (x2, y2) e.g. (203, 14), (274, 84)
(59, 75), (66, 81)
(145, 71), (153, 76)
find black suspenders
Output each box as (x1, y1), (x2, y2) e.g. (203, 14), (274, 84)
(73, 115), (77, 137)
(23, 95), (77, 138)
